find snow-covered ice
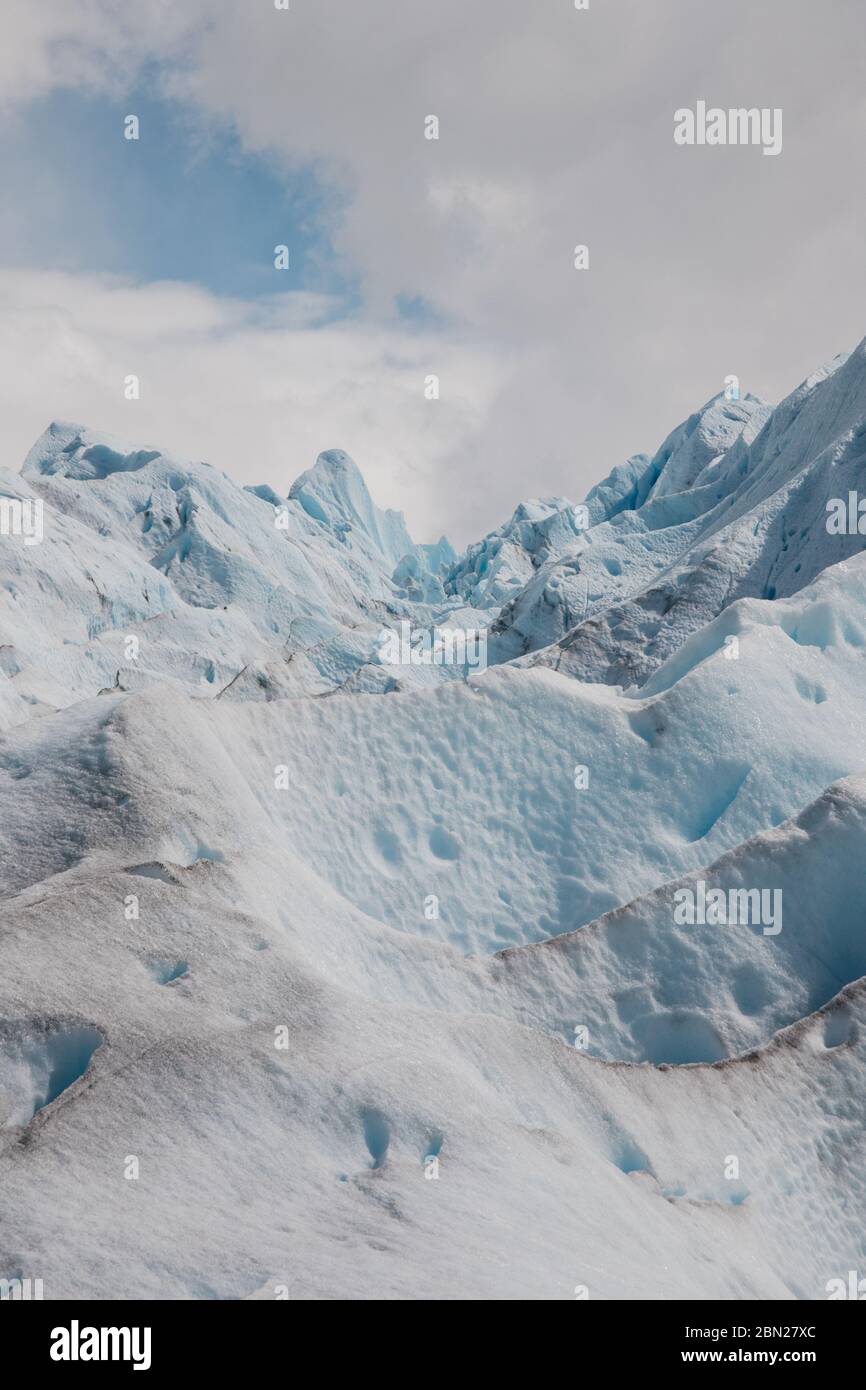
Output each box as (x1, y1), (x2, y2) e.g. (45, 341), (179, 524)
(2, 341), (866, 1299)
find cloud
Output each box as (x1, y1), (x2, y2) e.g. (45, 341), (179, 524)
(0, 270), (505, 542)
(0, 0), (864, 542)
(0, 0), (197, 108)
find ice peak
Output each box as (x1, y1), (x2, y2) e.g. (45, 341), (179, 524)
(289, 448), (418, 571)
(22, 420), (163, 481)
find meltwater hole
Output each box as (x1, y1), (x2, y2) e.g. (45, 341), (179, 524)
(360, 1108), (391, 1169)
(0, 1023), (103, 1129)
(146, 959), (189, 986)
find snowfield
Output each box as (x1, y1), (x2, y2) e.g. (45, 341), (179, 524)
(2, 340), (866, 1299)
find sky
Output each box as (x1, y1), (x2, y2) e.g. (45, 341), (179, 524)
(0, 0), (863, 545)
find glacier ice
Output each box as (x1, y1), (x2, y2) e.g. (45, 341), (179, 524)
(2, 340), (866, 1298)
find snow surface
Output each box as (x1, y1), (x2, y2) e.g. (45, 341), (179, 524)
(2, 341), (866, 1299)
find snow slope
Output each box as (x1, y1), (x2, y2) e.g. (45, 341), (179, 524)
(2, 339), (866, 1300)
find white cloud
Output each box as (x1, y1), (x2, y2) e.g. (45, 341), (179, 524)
(0, 270), (505, 542)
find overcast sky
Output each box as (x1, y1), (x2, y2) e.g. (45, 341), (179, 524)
(1, 0), (863, 544)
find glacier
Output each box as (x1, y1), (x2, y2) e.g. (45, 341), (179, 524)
(1, 340), (866, 1299)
